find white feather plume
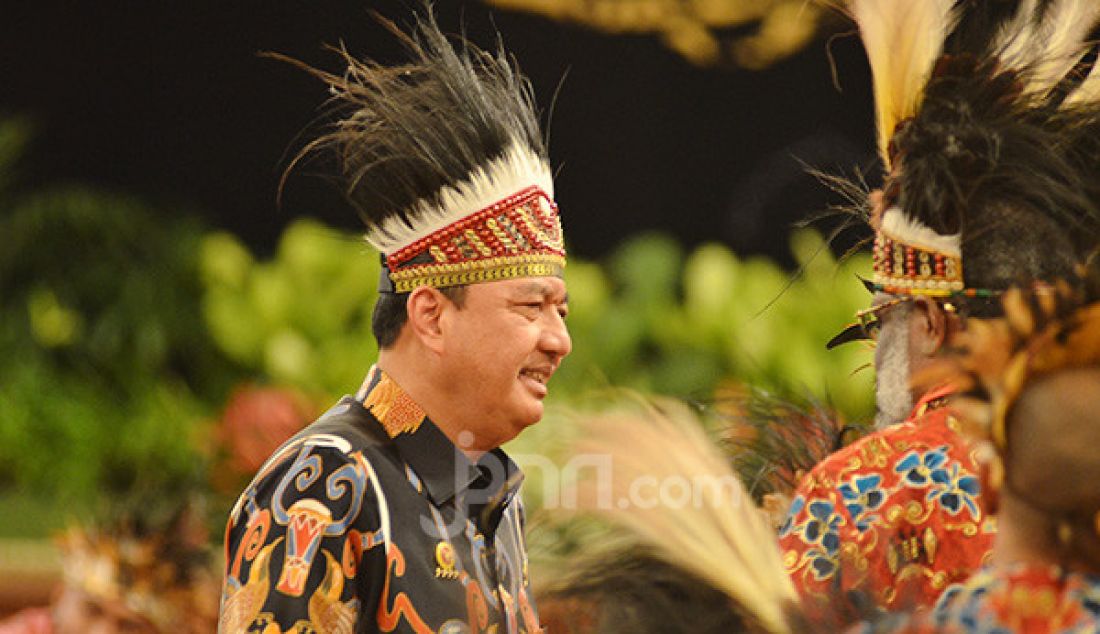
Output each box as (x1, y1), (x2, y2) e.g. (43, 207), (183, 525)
(366, 141), (553, 255)
(849, 0), (957, 167)
(994, 0), (1100, 100)
(570, 397), (799, 634)
(881, 206), (962, 257)
(1064, 41), (1100, 107)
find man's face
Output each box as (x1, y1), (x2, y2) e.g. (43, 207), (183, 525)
(438, 276), (571, 450)
(871, 292), (916, 428)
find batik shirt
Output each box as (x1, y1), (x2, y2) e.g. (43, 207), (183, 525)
(778, 387), (996, 617)
(219, 366), (542, 634)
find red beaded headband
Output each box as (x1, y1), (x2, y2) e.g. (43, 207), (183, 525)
(872, 232), (964, 297)
(381, 186), (565, 293)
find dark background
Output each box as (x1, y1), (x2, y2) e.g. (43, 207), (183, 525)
(0, 1), (878, 262)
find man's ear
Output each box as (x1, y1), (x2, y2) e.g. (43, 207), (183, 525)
(405, 286), (447, 353)
(913, 296), (949, 356)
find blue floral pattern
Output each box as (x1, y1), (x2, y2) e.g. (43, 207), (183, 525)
(779, 391), (996, 614)
(927, 461), (980, 519)
(894, 445), (951, 487)
(778, 495), (805, 538)
(925, 566), (1100, 634)
(789, 500), (845, 581)
(838, 474), (886, 532)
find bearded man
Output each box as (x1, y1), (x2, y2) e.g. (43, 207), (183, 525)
(778, 0), (1100, 618)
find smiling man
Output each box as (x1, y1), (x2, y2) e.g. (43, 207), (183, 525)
(218, 9), (569, 633)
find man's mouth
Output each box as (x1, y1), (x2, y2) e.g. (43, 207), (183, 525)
(519, 367), (553, 396)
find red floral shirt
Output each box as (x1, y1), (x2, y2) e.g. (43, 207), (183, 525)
(859, 564), (1100, 633)
(778, 387), (996, 617)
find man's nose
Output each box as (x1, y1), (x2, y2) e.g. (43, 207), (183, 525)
(540, 311), (572, 359)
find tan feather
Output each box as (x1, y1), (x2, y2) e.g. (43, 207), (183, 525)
(994, 0), (1100, 99)
(918, 278), (1100, 451)
(570, 397), (798, 634)
(848, 0), (956, 167)
(1003, 287), (1037, 337)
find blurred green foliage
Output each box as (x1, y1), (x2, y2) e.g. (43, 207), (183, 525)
(199, 221), (380, 398)
(0, 119), (236, 530)
(200, 221), (875, 419)
(0, 115), (876, 537)
(555, 231), (874, 417)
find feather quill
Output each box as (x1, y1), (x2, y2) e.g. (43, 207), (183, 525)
(1064, 51), (1100, 107)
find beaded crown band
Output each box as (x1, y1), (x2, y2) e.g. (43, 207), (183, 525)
(872, 234), (964, 296)
(872, 207), (965, 298)
(381, 185), (565, 293)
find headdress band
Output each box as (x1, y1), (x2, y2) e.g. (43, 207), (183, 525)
(380, 186), (565, 293)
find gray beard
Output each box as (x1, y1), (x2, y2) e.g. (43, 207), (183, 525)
(874, 309), (914, 429)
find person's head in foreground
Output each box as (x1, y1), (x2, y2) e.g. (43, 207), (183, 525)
(923, 268), (1100, 573)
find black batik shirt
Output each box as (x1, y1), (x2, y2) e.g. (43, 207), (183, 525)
(219, 366), (542, 633)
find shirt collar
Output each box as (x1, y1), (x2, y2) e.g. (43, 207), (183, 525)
(355, 366), (525, 516)
(911, 383), (957, 419)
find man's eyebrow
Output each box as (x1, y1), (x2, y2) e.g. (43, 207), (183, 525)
(514, 281), (553, 296)
(511, 281), (568, 303)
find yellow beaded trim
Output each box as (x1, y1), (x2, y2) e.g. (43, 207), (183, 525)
(390, 254), (565, 293)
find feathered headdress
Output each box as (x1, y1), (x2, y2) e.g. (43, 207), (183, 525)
(279, 7), (564, 292)
(717, 388), (860, 527)
(848, 0), (1100, 303)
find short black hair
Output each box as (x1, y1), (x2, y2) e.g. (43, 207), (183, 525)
(371, 285), (468, 348)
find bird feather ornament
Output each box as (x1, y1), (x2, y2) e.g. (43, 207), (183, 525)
(847, 0), (956, 167)
(271, 8), (550, 257)
(568, 397), (800, 634)
(992, 0), (1100, 101)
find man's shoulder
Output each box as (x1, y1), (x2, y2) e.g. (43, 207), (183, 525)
(813, 404), (962, 468)
(292, 396), (391, 450)
(239, 397), (399, 497)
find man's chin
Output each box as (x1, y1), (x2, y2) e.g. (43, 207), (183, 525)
(518, 403), (544, 429)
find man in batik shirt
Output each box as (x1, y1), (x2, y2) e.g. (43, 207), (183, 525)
(219, 9), (571, 633)
(779, 0), (1100, 618)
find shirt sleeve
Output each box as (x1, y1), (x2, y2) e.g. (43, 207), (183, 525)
(219, 441), (386, 633)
